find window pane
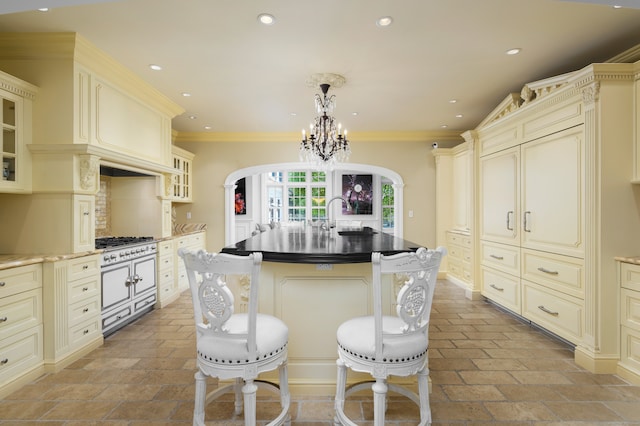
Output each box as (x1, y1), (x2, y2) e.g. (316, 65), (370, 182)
(288, 171), (306, 183)
(268, 186), (283, 222)
(311, 187), (327, 220)
(311, 171), (326, 182)
(268, 172), (283, 183)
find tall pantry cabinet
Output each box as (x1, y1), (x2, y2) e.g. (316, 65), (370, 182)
(476, 62), (640, 374)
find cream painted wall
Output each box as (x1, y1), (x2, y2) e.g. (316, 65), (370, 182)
(174, 138), (438, 252)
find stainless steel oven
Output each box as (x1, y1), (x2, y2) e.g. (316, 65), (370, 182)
(97, 237), (158, 336)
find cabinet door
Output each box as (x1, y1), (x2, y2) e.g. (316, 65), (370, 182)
(452, 149), (471, 230)
(479, 146), (520, 245)
(74, 195), (95, 252)
(521, 126), (584, 258)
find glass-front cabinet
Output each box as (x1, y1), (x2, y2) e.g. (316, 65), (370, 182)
(0, 70), (37, 193)
(171, 146), (194, 202)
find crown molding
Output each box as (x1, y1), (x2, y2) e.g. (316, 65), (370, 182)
(173, 129), (464, 144)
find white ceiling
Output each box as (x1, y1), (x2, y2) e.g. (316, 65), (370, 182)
(0, 0), (639, 137)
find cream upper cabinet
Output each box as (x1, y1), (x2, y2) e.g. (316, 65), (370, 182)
(520, 126), (584, 258)
(0, 70), (37, 194)
(171, 146), (194, 202)
(479, 146), (520, 246)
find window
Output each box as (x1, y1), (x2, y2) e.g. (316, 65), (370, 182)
(381, 181), (394, 232)
(265, 170), (327, 223)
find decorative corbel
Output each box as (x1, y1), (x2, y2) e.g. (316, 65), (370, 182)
(79, 155), (99, 192)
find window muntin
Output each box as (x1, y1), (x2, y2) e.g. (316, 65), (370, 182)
(266, 170), (327, 223)
(381, 181), (394, 232)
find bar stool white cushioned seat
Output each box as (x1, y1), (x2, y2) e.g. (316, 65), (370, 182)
(334, 247), (445, 426)
(179, 248), (290, 426)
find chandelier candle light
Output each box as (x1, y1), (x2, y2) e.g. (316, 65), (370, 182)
(300, 73), (351, 167)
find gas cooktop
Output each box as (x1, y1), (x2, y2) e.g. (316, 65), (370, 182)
(95, 236), (155, 250)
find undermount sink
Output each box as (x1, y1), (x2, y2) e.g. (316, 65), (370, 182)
(338, 227), (377, 236)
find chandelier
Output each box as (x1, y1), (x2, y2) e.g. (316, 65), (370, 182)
(299, 73), (351, 167)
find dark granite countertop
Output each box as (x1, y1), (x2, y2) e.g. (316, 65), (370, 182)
(221, 227), (424, 264)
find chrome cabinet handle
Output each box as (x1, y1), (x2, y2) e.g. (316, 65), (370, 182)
(490, 284), (504, 292)
(506, 211), (514, 231)
(0, 281), (5, 287)
(1, 358), (8, 365)
(490, 254), (504, 260)
(523, 211), (531, 232)
(538, 305), (559, 316)
(537, 267), (559, 275)
(133, 274), (141, 283)
(83, 308), (89, 313)
(125, 277), (133, 286)
(0, 316), (7, 322)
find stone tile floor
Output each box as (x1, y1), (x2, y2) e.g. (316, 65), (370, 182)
(1, 280), (639, 424)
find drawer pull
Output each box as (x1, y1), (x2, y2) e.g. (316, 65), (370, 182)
(82, 265), (89, 270)
(83, 211), (90, 216)
(83, 308), (89, 313)
(82, 287), (89, 291)
(0, 281), (5, 287)
(1, 358), (8, 365)
(537, 267), (559, 275)
(83, 329), (89, 335)
(490, 284), (504, 292)
(490, 254), (504, 260)
(0, 316), (7, 322)
(538, 305), (559, 316)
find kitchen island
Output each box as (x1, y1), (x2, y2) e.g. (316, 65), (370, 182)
(220, 226), (426, 394)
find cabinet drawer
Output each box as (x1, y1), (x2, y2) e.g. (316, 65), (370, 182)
(157, 240), (173, 253)
(157, 268), (174, 285)
(69, 319), (100, 347)
(522, 281), (583, 343)
(68, 298), (100, 327)
(621, 288), (640, 329)
(67, 255), (100, 282)
(480, 241), (519, 275)
(481, 267), (520, 314)
(158, 254), (173, 270)
(448, 244), (464, 261)
(0, 325), (43, 385)
(521, 249), (583, 298)
(620, 262), (640, 292)
(187, 233), (205, 247)
(0, 264), (42, 299)
(620, 326), (640, 373)
(69, 277), (100, 305)
(0, 289), (42, 341)
(447, 232), (470, 247)
(448, 259), (463, 279)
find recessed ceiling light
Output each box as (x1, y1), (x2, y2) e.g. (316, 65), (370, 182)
(455, 114), (463, 118)
(149, 64), (162, 71)
(188, 115), (197, 120)
(376, 16), (393, 27)
(204, 125), (212, 130)
(351, 112), (358, 116)
(613, 5), (622, 9)
(290, 112), (297, 116)
(37, 8), (49, 12)
(506, 48), (521, 55)
(449, 99), (458, 104)
(258, 13), (275, 25)
(441, 124), (448, 129)
(181, 92), (191, 97)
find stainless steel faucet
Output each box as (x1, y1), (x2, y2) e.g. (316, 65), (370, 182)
(323, 196), (352, 230)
